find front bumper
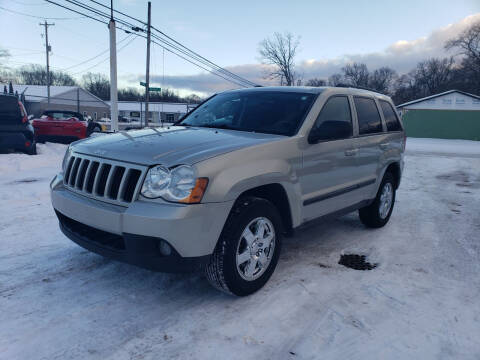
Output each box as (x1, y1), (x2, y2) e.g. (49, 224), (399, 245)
(51, 174), (234, 272)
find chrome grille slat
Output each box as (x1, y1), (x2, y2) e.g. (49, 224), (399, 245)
(93, 163), (108, 196)
(75, 159), (89, 189)
(69, 158), (81, 187)
(103, 165), (116, 199)
(82, 161), (94, 191)
(63, 153), (146, 207)
(116, 168), (129, 201)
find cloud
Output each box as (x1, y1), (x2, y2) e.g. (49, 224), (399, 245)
(122, 13), (480, 95)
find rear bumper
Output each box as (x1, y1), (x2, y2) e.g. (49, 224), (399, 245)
(0, 132), (30, 149)
(36, 134), (82, 143)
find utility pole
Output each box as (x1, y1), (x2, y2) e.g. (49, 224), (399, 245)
(109, 0), (119, 132)
(40, 21), (54, 104)
(144, 1), (151, 127)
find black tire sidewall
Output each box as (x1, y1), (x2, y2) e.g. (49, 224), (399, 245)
(221, 198), (283, 296)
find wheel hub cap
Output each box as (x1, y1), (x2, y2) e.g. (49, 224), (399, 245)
(379, 182), (393, 219)
(236, 217), (276, 281)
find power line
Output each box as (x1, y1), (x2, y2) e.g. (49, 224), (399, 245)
(149, 39), (249, 88)
(87, 0), (146, 26)
(61, 35), (132, 71)
(70, 35), (136, 75)
(42, 0), (256, 87)
(82, 1), (257, 86)
(0, 5), (84, 20)
(44, 0), (106, 24)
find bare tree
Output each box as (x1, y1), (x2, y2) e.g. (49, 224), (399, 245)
(0, 48), (10, 67)
(445, 22), (480, 68)
(305, 78), (326, 87)
(258, 32), (299, 86)
(82, 72), (110, 100)
(328, 73), (343, 86)
(369, 67), (397, 94)
(414, 57), (454, 95)
(16, 64), (76, 86)
(342, 63), (369, 87)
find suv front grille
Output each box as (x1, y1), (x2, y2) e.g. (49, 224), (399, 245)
(64, 153), (146, 206)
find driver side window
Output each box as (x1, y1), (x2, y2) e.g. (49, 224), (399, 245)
(311, 96), (352, 139)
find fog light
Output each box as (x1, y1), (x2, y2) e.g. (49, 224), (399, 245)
(158, 240), (172, 256)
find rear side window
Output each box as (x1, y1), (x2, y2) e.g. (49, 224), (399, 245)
(312, 96), (352, 134)
(380, 100), (402, 131)
(354, 97), (383, 135)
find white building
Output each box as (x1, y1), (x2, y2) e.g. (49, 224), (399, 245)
(108, 101), (198, 123)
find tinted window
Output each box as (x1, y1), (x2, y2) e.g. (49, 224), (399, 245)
(354, 97), (383, 135)
(312, 96), (352, 138)
(380, 100), (402, 131)
(0, 95), (21, 123)
(180, 91), (317, 136)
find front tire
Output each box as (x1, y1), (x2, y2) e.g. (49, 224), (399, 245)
(205, 197), (283, 296)
(359, 172), (396, 228)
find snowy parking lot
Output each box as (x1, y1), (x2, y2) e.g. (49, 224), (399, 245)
(1, 138), (480, 360)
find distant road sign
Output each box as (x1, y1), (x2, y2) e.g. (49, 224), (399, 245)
(140, 82), (160, 92)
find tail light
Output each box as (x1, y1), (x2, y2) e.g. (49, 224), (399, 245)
(21, 116), (28, 123)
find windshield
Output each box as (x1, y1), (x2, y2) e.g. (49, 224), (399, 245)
(179, 91), (317, 136)
(43, 111), (83, 120)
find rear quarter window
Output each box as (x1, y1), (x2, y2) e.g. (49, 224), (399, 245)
(354, 97), (383, 135)
(380, 100), (402, 131)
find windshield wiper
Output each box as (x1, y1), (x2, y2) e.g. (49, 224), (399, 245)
(194, 124), (238, 131)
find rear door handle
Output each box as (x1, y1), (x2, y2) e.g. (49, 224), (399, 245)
(380, 143), (390, 149)
(344, 149), (358, 156)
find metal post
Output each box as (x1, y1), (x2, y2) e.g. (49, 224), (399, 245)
(76, 87), (80, 112)
(109, 1), (119, 132)
(144, 1), (151, 127)
(40, 21), (54, 104)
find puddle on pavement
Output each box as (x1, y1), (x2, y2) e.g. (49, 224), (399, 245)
(339, 254), (377, 270)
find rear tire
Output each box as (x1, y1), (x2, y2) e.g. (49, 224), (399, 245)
(359, 172), (396, 228)
(25, 140), (37, 155)
(205, 197), (283, 296)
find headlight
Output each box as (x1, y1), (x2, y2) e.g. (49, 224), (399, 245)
(141, 165), (208, 204)
(62, 146), (72, 172)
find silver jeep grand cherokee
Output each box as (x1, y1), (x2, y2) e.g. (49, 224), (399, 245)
(51, 86), (405, 296)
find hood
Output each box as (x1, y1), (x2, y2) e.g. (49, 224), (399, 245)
(71, 126), (284, 167)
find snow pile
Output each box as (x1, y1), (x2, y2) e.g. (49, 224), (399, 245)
(1, 139), (480, 359)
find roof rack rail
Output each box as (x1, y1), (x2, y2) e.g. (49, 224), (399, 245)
(334, 83), (385, 94)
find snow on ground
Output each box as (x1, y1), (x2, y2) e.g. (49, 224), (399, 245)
(1, 139), (480, 360)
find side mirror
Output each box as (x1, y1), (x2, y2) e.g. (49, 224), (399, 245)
(308, 120), (352, 144)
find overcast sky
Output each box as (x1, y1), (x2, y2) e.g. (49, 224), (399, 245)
(1, 0), (479, 95)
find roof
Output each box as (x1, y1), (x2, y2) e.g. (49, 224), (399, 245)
(0, 84), (109, 107)
(1, 84), (75, 102)
(397, 90), (480, 108)
(226, 86), (389, 99)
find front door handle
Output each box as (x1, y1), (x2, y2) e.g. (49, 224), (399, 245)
(380, 143), (390, 149)
(344, 149), (358, 156)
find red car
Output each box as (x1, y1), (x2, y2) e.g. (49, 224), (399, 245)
(33, 110), (101, 143)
